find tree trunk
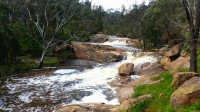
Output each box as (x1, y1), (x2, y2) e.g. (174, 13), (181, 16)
(37, 50), (46, 69)
(189, 32), (198, 72)
(182, 0), (200, 73)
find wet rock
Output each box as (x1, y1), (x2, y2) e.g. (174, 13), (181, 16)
(140, 62), (151, 70)
(168, 57), (190, 70)
(109, 76), (131, 87)
(119, 94), (153, 111)
(55, 103), (118, 112)
(118, 63), (134, 76)
(72, 42), (123, 63)
(116, 86), (133, 103)
(126, 39), (144, 48)
(160, 57), (171, 70)
(165, 44), (181, 59)
(171, 72), (198, 89)
(170, 77), (200, 109)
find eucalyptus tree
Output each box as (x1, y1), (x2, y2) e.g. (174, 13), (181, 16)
(181, 0), (200, 72)
(25, 0), (78, 68)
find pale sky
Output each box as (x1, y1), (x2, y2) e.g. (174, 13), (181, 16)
(81, 0), (149, 10)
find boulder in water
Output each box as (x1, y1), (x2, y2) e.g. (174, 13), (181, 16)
(118, 63), (134, 76)
(72, 42), (123, 63)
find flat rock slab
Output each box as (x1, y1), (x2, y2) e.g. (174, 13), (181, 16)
(136, 63), (165, 76)
(72, 42), (123, 63)
(55, 103), (118, 112)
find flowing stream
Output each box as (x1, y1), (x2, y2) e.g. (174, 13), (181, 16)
(0, 36), (158, 112)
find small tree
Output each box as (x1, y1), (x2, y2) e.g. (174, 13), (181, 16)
(181, 0), (200, 72)
(25, 0), (77, 68)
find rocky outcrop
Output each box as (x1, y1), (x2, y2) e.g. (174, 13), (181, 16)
(55, 103), (118, 112)
(165, 44), (181, 59)
(118, 63), (134, 76)
(171, 72), (198, 89)
(170, 77), (200, 109)
(160, 56), (190, 70)
(160, 57), (171, 70)
(72, 42), (123, 63)
(168, 57), (190, 70)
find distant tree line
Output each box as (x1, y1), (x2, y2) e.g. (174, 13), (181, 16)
(0, 0), (104, 68)
(0, 0), (199, 71)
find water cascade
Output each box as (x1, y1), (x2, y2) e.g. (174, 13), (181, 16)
(0, 36), (158, 112)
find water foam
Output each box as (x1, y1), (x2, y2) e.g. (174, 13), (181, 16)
(0, 36), (158, 111)
(54, 69), (77, 74)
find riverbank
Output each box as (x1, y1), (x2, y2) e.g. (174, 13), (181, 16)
(0, 57), (58, 78)
(127, 46), (200, 112)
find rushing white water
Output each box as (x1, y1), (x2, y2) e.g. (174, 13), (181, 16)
(90, 36), (141, 51)
(0, 36), (158, 112)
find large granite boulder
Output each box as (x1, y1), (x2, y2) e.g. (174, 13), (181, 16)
(165, 44), (181, 58)
(171, 72), (198, 89)
(170, 77), (200, 109)
(72, 42), (123, 63)
(118, 63), (134, 76)
(168, 57), (190, 70)
(160, 57), (171, 70)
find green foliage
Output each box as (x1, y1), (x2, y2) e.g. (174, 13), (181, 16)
(129, 99), (152, 112)
(197, 57), (200, 75)
(131, 72), (175, 112)
(178, 68), (190, 72)
(43, 58), (58, 66)
(57, 51), (72, 64)
(0, 61), (38, 78)
(179, 100), (200, 112)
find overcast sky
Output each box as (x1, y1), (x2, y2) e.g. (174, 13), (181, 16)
(82, 0), (149, 10)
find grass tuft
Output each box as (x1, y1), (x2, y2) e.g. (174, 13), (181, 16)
(131, 71), (175, 112)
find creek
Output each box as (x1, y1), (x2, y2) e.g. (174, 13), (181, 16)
(0, 36), (158, 112)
